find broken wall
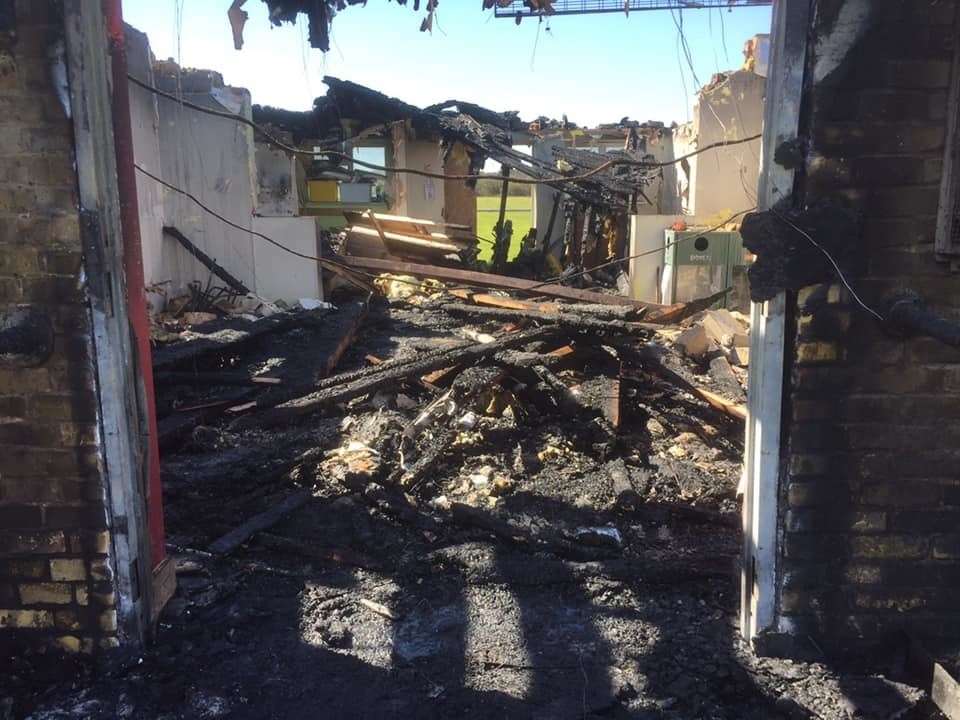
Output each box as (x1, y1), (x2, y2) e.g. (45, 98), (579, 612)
(775, 0), (960, 648)
(681, 70), (764, 221)
(155, 70), (259, 299)
(388, 123), (445, 222)
(126, 26), (173, 314)
(0, 0), (118, 655)
(128, 29), (324, 308)
(442, 140), (476, 233)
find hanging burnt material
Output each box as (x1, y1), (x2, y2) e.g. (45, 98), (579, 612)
(740, 200), (862, 302)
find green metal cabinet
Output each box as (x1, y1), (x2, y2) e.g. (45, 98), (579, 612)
(662, 230), (749, 312)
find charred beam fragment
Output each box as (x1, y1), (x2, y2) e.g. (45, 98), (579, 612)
(163, 226), (251, 295)
(249, 326), (560, 428)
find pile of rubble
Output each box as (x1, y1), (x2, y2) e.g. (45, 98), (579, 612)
(15, 277), (939, 719)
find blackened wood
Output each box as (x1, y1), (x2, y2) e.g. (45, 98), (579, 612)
(163, 226), (251, 294)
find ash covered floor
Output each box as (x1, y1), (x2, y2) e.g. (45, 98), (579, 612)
(15, 295), (939, 719)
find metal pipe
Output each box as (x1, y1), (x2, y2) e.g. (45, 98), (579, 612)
(885, 291), (960, 348)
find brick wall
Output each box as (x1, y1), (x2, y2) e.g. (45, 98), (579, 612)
(778, 0), (960, 647)
(0, 0), (117, 654)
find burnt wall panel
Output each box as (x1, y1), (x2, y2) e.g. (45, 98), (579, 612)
(777, 0), (960, 649)
(0, 0), (116, 655)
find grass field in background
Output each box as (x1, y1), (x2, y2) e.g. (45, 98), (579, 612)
(476, 195), (533, 262)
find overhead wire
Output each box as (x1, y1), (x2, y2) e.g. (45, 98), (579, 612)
(126, 73), (760, 187)
(133, 158), (882, 322)
(767, 208), (885, 322)
(134, 162), (495, 294)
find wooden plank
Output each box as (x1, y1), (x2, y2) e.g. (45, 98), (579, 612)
(630, 362), (747, 422)
(208, 490), (313, 556)
(346, 224), (462, 253)
(321, 294), (369, 377)
(152, 312), (310, 370)
(448, 288), (556, 314)
(337, 255), (671, 313)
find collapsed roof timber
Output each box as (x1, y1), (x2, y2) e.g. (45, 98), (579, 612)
(258, 0), (443, 52)
(254, 76), (661, 210)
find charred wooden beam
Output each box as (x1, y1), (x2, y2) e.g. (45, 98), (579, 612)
(247, 326), (559, 428)
(336, 254), (669, 312)
(163, 226), (251, 295)
(440, 302), (655, 336)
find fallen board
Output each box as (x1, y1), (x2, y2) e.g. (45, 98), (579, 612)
(208, 490), (313, 556)
(336, 255), (678, 316)
(153, 312), (321, 370)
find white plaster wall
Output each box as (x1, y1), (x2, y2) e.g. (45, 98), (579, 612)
(689, 70), (765, 220)
(403, 138), (445, 222)
(628, 214), (675, 304)
(156, 87), (258, 298)
(251, 217), (322, 303)
(255, 143), (299, 217)
(125, 27), (170, 314)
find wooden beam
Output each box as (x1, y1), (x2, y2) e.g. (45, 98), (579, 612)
(336, 255), (674, 314)
(208, 490), (312, 556)
(492, 165), (512, 272)
(347, 224), (462, 253)
(163, 226), (250, 294)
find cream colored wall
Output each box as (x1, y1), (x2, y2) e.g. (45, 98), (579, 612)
(686, 70), (765, 220)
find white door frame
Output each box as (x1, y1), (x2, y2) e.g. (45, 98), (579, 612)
(64, 0), (152, 645)
(741, 0), (812, 643)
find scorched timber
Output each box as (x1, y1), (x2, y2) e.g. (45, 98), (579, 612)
(440, 302), (656, 336)
(336, 255), (676, 315)
(249, 326), (560, 428)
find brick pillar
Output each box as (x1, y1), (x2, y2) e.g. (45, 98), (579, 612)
(777, 0), (960, 647)
(0, 0), (118, 654)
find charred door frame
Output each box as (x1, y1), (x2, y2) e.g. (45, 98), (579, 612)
(63, 0), (161, 646)
(741, 0), (810, 643)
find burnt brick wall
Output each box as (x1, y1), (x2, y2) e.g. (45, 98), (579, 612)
(777, 0), (960, 647)
(0, 1), (117, 654)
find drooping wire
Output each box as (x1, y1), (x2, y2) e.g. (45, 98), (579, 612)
(767, 208), (885, 321)
(126, 73), (761, 186)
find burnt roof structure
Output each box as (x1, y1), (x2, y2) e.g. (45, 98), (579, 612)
(253, 77), (658, 210)
(260, 0), (441, 52)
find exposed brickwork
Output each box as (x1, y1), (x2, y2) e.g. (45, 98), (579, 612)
(0, 1), (116, 654)
(778, 0), (960, 647)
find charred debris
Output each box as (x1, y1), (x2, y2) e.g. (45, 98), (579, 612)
(251, 76), (666, 289)
(131, 277), (935, 719)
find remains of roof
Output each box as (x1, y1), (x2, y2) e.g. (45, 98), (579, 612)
(253, 77), (657, 210)
(258, 0), (440, 52)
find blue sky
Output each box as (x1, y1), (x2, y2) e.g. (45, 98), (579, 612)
(122, 1), (771, 127)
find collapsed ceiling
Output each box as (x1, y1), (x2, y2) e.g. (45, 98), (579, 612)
(259, 0), (440, 52)
(253, 77), (659, 210)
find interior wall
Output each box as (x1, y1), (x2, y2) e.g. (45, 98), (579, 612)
(125, 26), (170, 314)
(156, 85), (258, 299)
(403, 136), (445, 222)
(628, 215), (675, 303)
(687, 70), (765, 220)
(251, 217), (322, 302)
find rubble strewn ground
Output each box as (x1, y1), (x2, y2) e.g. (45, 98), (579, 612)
(9, 292), (943, 719)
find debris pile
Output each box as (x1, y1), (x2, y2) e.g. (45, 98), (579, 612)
(15, 276), (935, 719)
